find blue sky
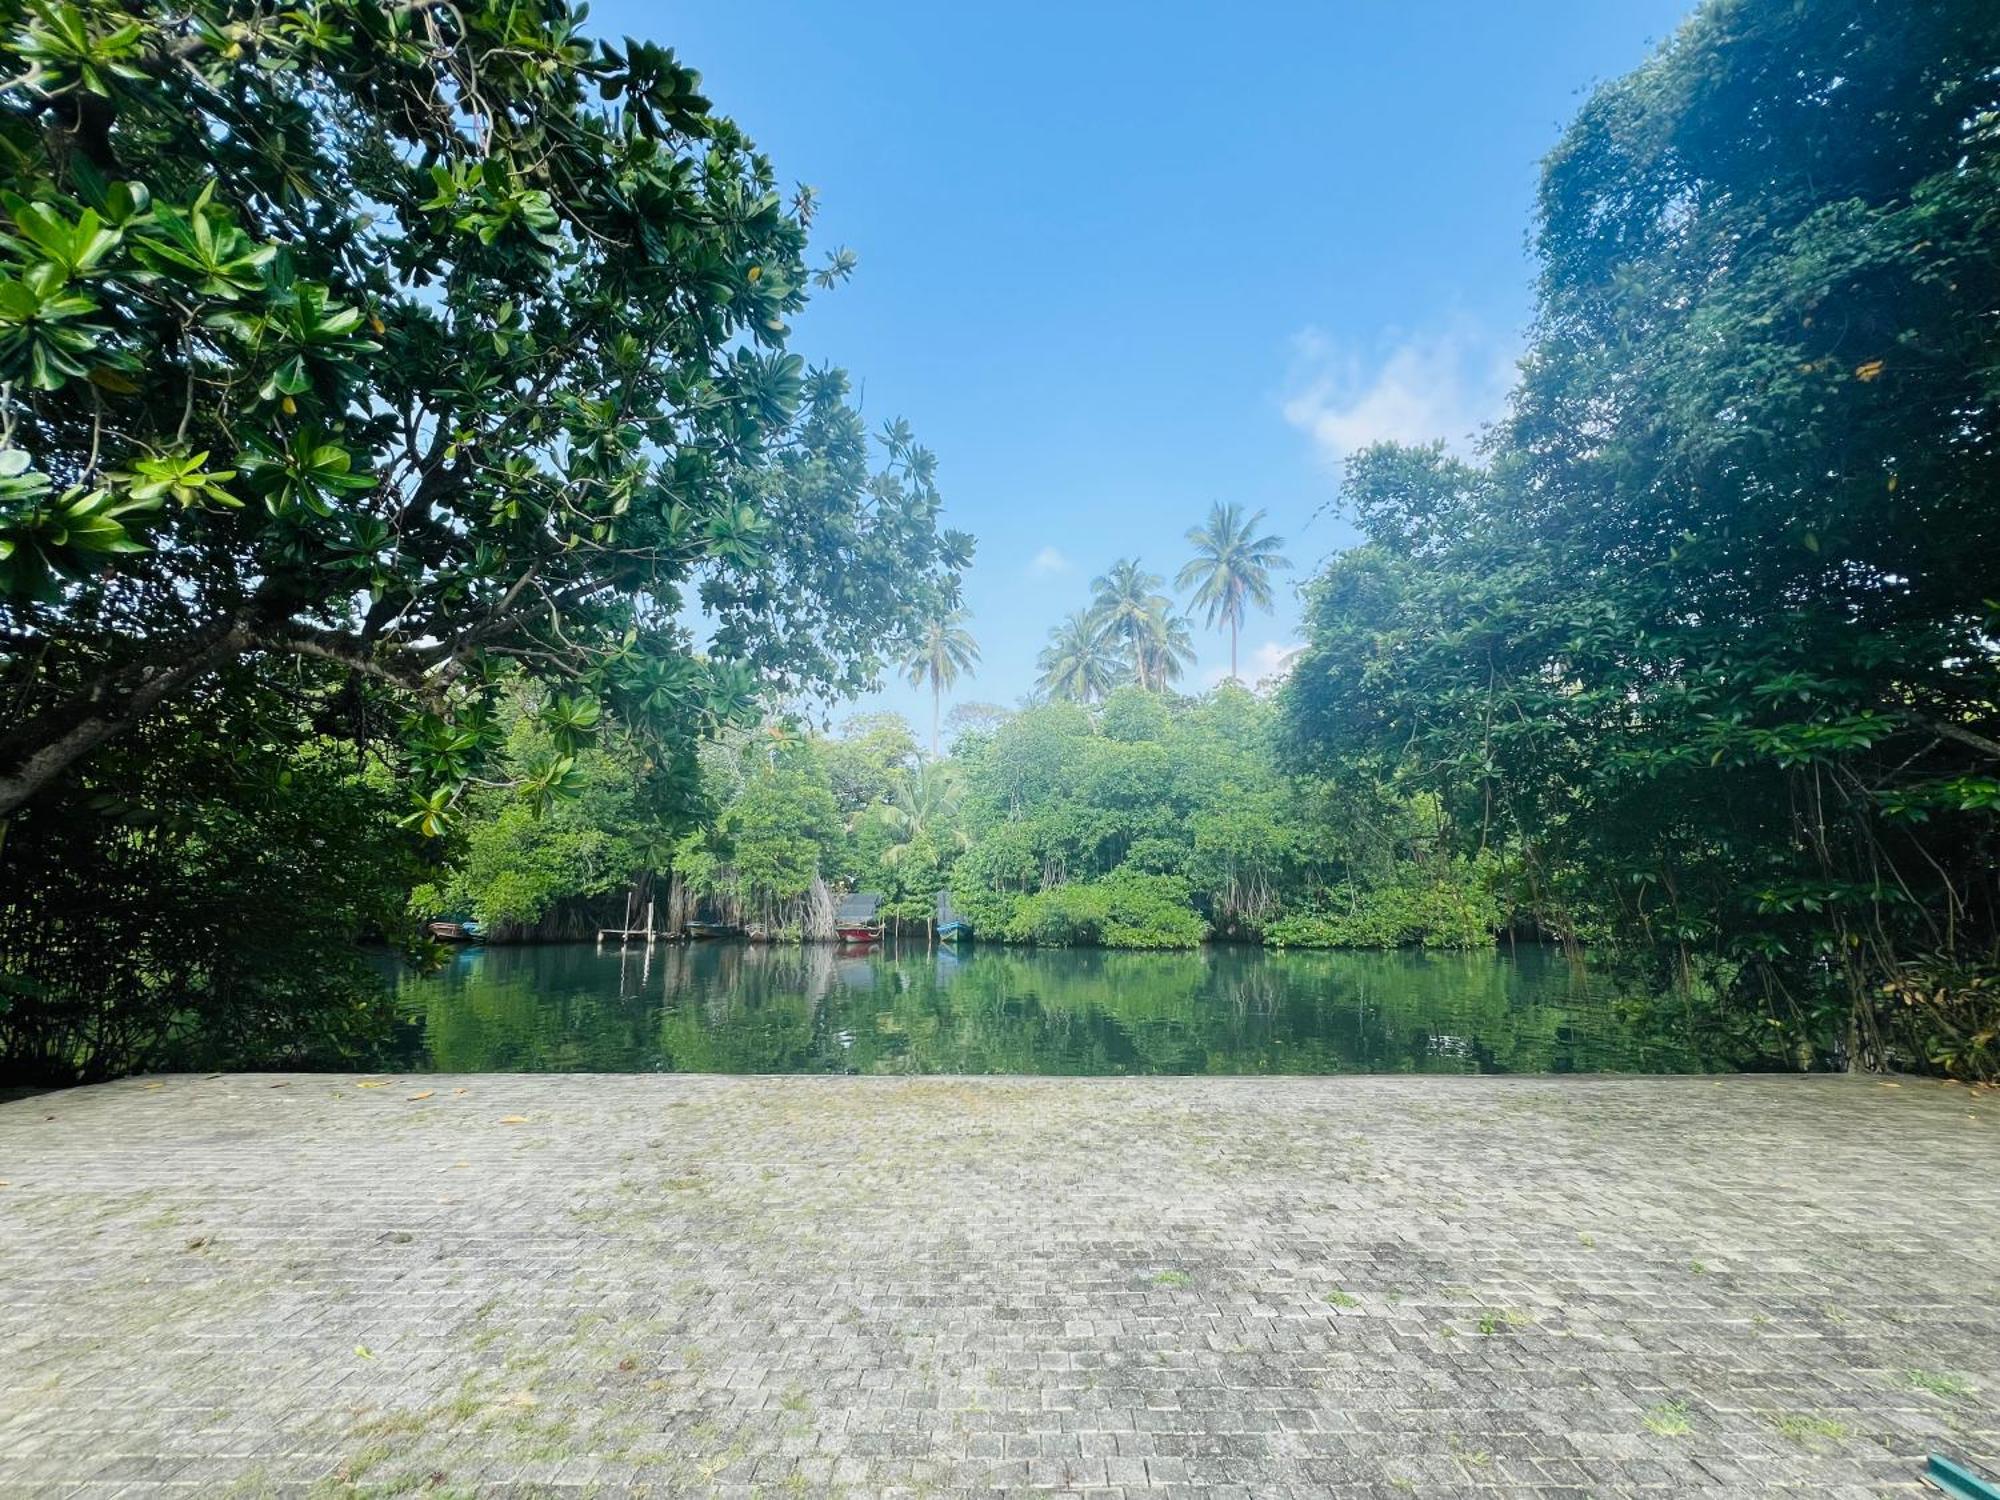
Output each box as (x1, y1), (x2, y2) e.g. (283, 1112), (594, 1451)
(611, 1), (1696, 729)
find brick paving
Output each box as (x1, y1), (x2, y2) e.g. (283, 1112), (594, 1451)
(0, 1073), (1996, 1497)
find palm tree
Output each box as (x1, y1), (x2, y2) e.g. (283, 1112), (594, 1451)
(1036, 611), (1122, 703)
(1088, 558), (1181, 690)
(1175, 502), (1291, 681)
(904, 608), (979, 756)
(874, 761), (969, 869)
(1133, 607), (1197, 690)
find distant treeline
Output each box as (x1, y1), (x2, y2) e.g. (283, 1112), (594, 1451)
(418, 685), (1502, 955)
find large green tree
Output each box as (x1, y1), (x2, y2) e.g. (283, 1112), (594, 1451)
(0, 0), (969, 826)
(0, 0), (968, 1082)
(1284, 0), (2000, 1076)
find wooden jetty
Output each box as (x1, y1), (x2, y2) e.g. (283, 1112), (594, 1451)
(598, 894), (670, 945)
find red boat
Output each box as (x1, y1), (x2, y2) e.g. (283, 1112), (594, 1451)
(834, 891), (883, 945)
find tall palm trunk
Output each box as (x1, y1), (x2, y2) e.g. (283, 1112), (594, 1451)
(931, 681), (940, 758)
(1230, 613), (1239, 681)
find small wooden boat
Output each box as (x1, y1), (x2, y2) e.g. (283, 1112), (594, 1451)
(426, 918), (483, 943)
(834, 890), (883, 945)
(935, 889), (972, 943)
(683, 920), (741, 940)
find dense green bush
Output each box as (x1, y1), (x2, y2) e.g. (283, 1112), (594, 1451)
(1263, 864), (1503, 950)
(0, 686), (422, 1083)
(1000, 870), (1209, 949)
(409, 686), (671, 936)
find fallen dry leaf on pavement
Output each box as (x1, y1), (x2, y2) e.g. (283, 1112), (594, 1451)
(498, 1115), (529, 1124)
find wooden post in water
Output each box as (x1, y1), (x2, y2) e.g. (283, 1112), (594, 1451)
(645, 898), (656, 944)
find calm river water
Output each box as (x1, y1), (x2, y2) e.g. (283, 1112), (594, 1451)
(373, 941), (1720, 1075)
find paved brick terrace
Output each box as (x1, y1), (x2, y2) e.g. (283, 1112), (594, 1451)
(1, 1073), (1997, 1497)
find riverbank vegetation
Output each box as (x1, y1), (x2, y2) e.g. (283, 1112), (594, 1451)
(414, 679), (1499, 956)
(1282, 1), (2000, 1078)
(2, 0), (1995, 1083)
(394, 0), (2000, 1079)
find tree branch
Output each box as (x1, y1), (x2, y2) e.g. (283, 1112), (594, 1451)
(1911, 712), (2000, 763)
(0, 616), (254, 819)
(251, 624), (443, 702)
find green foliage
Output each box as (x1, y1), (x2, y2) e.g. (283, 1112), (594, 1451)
(713, 757), (843, 907)
(1000, 869), (1209, 949)
(0, 0), (966, 1080)
(410, 686), (669, 935)
(669, 720), (911, 932)
(1280, 0), (2000, 1076)
(1263, 863), (1503, 950)
(0, 685), (422, 1082)
(0, 0), (968, 825)
(945, 686), (1485, 947)
(493, 683), (1483, 956)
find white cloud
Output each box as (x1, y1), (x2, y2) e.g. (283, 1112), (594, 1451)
(1202, 640), (1303, 691)
(1247, 640), (1303, 684)
(1281, 320), (1518, 469)
(1027, 545), (1072, 577)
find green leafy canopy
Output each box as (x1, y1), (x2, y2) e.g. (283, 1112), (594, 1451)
(0, 0), (972, 831)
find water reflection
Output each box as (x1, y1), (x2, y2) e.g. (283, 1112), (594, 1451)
(372, 942), (1724, 1075)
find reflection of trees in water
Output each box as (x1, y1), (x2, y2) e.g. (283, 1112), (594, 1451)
(1214, 957), (1281, 1016)
(386, 942), (1717, 1076)
(401, 944), (664, 1072)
